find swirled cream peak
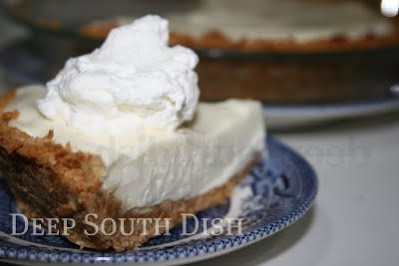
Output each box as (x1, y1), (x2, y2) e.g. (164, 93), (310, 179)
(37, 15), (199, 135)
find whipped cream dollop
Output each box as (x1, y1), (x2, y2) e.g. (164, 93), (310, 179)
(38, 15), (199, 135)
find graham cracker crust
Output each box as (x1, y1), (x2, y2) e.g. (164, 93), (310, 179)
(0, 89), (258, 251)
(78, 18), (399, 53)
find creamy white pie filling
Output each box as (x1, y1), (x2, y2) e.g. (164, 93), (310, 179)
(6, 85), (266, 210)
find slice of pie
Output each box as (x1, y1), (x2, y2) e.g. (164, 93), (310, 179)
(0, 15), (266, 251)
(0, 86), (264, 251)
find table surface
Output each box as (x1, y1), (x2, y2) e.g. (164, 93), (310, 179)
(1, 16), (399, 266)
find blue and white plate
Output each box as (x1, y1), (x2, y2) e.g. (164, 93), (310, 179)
(0, 137), (317, 265)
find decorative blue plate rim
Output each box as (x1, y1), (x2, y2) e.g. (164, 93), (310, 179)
(0, 137), (318, 265)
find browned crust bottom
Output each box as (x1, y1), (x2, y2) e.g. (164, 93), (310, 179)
(0, 90), (258, 251)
